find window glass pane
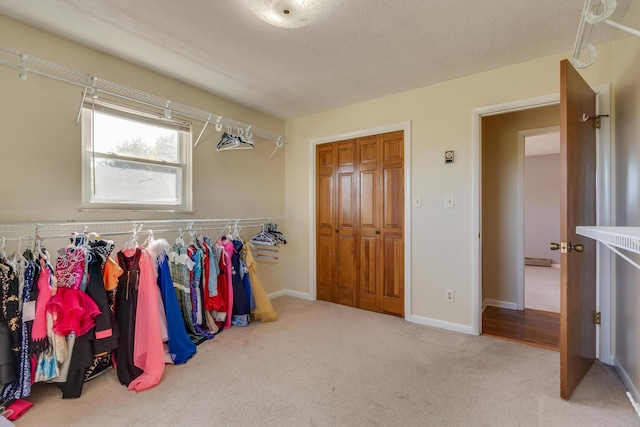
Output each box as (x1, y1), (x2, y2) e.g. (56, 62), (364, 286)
(93, 112), (180, 163)
(91, 157), (180, 204)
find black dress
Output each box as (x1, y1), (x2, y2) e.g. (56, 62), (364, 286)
(114, 249), (143, 386)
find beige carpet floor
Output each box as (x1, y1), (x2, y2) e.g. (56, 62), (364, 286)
(525, 265), (560, 313)
(16, 296), (638, 426)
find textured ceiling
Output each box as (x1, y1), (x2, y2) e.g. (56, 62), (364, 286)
(0, 0), (635, 120)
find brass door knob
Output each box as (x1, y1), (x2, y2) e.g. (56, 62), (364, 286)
(550, 242), (560, 250)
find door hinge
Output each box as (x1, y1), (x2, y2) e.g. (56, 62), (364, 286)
(593, 311), (601, 325)
(594, 114), (609, 129)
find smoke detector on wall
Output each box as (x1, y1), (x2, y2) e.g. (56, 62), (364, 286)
(248, 0), (324, 28)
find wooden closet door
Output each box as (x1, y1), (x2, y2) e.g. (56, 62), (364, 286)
(316, 131), (404, 317)
(335, 140), (357, 306)
(316, 143), (336, 302)
(380, 131), (404, 316)
(357, 135), (382, 311)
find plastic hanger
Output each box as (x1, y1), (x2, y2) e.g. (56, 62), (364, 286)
(175, 229), (186, 247)
(250, 225), (278, 246)
(143, 229), (154, 247)
(124, 224), (142, 249)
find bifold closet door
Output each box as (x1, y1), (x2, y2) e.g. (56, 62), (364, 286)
(316, 140), (357, 306)
(316, 131), (404, 317)
(378, 131), (404, 316)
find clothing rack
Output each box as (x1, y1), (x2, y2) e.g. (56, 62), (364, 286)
(0, 217), (285, 245)
(0, 46), (285, 153)
(572, 0), (640, 68)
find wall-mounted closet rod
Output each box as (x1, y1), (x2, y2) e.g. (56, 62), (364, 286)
(0, 217), (285, 235)
(0, 224), (269, 245)
(0, 46), (285, 147)
(572, 0), (640, 68)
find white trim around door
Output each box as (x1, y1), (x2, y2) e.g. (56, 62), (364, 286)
(308, 121), (413, 321)
(471, 87), (612, 364)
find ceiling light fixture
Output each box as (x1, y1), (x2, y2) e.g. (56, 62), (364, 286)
(248, 0), (323, 29)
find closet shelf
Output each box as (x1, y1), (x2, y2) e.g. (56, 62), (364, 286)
(576, 226), (640, 270)
(0, 46), (285, 148)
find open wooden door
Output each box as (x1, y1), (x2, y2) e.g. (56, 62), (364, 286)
(559, 59), (597, 400)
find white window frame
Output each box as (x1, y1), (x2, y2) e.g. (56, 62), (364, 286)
(81, 99), (193, 212)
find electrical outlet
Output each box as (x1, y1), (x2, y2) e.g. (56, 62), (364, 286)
(445, 289), (455, 303)
(444, 194), (455, 208)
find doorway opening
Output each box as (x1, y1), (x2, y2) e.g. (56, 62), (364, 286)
(523, 130), (561, 314)
(480, 106), (561, 351)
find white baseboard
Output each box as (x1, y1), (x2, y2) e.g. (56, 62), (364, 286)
(410, 314), (475, 335)
(483, 299), (518, 310)
(614, 356), (640, 408)
(267, 289), (312, 300)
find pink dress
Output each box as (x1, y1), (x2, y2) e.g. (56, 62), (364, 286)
(47, 247), (100, 336)
(122, 246), (165, 392)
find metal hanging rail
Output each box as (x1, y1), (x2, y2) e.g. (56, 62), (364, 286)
(0, 46), (285, 150)
(0, 217), (285, 242)
(572, 0), (640, 68)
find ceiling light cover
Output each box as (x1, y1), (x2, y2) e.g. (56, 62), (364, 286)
(248, 0), (323, 28)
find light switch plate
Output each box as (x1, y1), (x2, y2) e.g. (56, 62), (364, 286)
(413, 195), (422, 208)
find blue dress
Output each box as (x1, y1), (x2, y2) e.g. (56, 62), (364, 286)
(157, 255), (196, 364)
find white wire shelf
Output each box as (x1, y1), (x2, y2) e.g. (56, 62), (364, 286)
(0, 46), (285, 146)
(577, 226), (640, 270)
(0, 217), (285, 240)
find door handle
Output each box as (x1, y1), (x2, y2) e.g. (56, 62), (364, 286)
(569, 243), (583, 253)
(550, 242), (583, 253)
(375, 230), (380, 235)
(335, 229), (339, 233)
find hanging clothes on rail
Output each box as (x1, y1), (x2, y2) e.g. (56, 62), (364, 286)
(245, 244), (278, 322)
(114, 246), (165, 391)
(169, 243), (207, 345)
(187, 244), (214, 340)
(31, 256), (59, 384)
(147, 239), (196, 364)
(47, 246), (100, 337)
(230, 239), (251, 327)
(211, 237), (234, 330)
(0, 257), (30, 400)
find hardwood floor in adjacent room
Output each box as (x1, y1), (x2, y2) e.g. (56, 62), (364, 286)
(482, 306), (560, 351)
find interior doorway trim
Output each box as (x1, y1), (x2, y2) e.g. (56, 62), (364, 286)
(517, 125), (561, 311)
(308, 121), (412, 321)
(472, 87), (612, 364)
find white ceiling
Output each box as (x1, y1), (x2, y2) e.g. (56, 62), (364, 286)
(0, 0), (635, 120)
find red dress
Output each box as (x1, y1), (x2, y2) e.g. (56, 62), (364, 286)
(47, 247), (100, 337)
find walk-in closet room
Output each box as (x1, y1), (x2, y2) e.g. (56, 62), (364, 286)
(2, 1), (640, 426)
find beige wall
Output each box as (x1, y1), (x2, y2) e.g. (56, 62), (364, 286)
(285, 45), (615, 327)
(613, 35), (640, 398)
(0, 15), (286, 292)
(482, 106), (560, 304)
(524, 153), (561, 265)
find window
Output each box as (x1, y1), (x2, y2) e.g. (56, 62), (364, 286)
(81, 99), (192, 211)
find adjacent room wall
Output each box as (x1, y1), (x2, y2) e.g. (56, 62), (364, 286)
(524, 153), (561, 265)
(612, 34), (640, 401)
(285, 45), (614, 328)
(0, 15), (287, 292)
(482, 106), (560, 305)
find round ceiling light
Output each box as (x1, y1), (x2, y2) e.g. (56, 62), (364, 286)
(248, 0), (323, 29)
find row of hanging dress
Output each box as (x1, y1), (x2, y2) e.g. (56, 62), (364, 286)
(0, 226), (278, 404)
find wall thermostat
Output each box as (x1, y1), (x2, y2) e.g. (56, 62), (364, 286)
(445, 150), (454, 164)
